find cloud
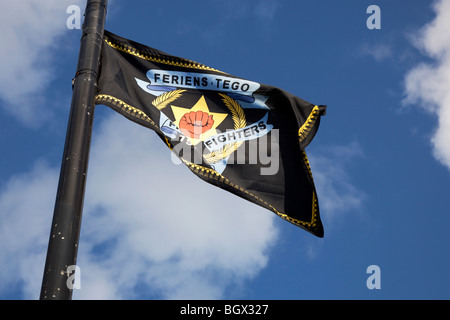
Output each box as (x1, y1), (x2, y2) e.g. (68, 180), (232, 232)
(403, 0), (450, 171)
(295, 141), (366, 259)
(0, 112), (365, 299)
(0, 0), (82, 126)
(0, 112), (278, 300)
(0, 113), (365, 299)
(309, 141), (366, 227)
(254, 0), (280, 21)
(0, 161), (58, 299)
(359, 43), (393, 62)
(73, 112), (279, 299)
(177, 0), (280, 42)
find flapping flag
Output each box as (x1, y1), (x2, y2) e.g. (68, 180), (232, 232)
(95, 30), (326, 237)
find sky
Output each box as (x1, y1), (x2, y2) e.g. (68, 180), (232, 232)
(0, 0), (449, 300)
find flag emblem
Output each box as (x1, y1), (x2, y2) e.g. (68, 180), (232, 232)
(136, 73), (275, 173)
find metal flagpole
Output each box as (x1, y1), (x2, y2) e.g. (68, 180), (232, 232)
(40, 0), (107, 300)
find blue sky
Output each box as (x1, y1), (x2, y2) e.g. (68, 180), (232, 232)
(0, 0), (449, 300)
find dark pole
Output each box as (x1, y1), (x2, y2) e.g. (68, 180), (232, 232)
(40, 0), (107, 300)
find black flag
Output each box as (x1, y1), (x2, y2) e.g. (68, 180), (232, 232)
(95, 31), (327, 237)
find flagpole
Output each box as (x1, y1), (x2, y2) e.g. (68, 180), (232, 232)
(40, 0), (107, 300)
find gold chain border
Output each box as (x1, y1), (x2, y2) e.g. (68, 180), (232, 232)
(95, 94), (157, 128)
(181, 158), (319, 229)
(104, 35), (225, 74)
(298, 105), (321, 142)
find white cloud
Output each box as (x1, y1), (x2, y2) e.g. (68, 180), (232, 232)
(0, 112), (278, 300)
(0, 161), (58, 299)
(73, 112), (278, 299)
(359, 43), (393, 62)
(294, 141), (366, 259)
(403, 0), (450, 171)
(0, 114), (366, 299)
(309, 141), (366, 227)
(179, 0), (280, 41)
(0, 0), (83, 126)
(254, 0), (280, 21)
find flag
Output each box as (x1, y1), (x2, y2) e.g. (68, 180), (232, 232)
(95, 30), (327, 237)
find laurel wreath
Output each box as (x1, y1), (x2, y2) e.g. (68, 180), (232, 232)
(151, 90), (246, 165)
(152, 89), (186, 110)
